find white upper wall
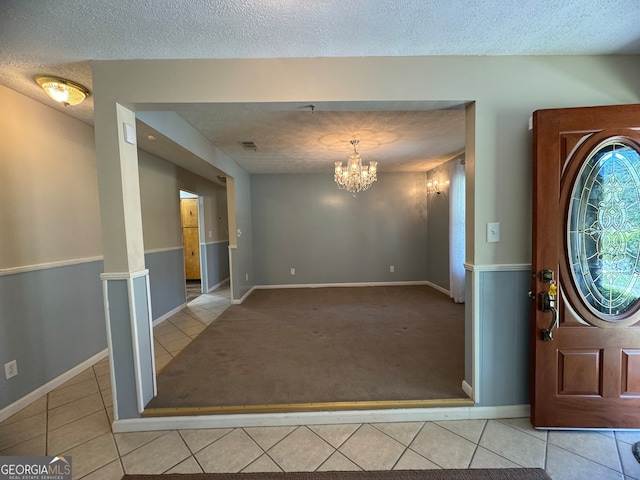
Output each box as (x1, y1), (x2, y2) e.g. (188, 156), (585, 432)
(92, 55), (640, 266)
(0, 84), (102, 270)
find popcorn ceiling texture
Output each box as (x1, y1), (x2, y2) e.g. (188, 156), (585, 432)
(1, 0), (638, 172)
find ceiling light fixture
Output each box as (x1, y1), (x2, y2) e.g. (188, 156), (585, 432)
(35, 75), (90, 106)
(334, 140), (378, 196)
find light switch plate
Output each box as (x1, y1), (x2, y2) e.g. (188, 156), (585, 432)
(123, 123), (136, 145)
(487, 222), (500, 243)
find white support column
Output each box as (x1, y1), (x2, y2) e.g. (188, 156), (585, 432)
(94, 101), (156, 419)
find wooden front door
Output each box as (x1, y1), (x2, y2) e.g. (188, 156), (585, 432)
(531, 104), (640, 428)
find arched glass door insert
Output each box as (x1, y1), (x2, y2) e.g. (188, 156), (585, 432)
(567, 140), (640, 322)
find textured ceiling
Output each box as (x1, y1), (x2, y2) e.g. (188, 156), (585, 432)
(2, 0), (639, 174)
(172, 102), (466, 174)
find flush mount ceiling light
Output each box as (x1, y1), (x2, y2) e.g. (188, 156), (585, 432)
(35, 75), (90, 106)
(334, 140), (378, 196)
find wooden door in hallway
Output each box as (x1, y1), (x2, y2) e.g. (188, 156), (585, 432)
(531, 103), (640, 428)
(181, 197), (201, 280)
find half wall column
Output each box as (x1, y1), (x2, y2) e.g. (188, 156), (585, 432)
(95, 102), (156, 419)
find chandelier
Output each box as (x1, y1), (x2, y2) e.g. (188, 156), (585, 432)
(334, 140), (378, 196)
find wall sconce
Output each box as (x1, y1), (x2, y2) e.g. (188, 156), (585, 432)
(35, 75), (90, 106)
(426, 178), (449, 196)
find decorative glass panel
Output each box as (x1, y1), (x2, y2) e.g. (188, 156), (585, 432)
(568, 141), (640, 319)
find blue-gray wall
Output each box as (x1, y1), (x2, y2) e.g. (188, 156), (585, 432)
(0, 246), (230, 411)
(251, 172), (429, 285)
(205, 241), (230, 290)
(145, 249), (186, 319)
(476, 268), (531, 406)
(0, 261), (107, 409)
(146, 245), (230, 321)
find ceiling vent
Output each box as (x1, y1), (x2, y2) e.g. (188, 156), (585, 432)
(240, 141), (258, 151)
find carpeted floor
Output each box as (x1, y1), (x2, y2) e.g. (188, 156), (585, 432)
(122, 468), (552, 480)
(147, 285), (466, 410)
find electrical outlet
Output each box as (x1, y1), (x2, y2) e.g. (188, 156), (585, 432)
(390, 266), (395, 273)
(290, 268), (296, 275)
(4, 360), (18, 380)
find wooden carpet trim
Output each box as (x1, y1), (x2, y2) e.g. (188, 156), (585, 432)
(142, 397), (474, 417)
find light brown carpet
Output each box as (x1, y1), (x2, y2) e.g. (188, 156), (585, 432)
(122, 468), (552, 480)
(147, 285), (465, 410)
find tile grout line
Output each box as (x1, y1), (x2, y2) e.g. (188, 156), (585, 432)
(304, 425), (343, 472)
(547, 441), (626, 477)
(160, 432), (195, 475)
(394, 421), (432, 469)
(242, 428), (273, 473)
(94, 362), (126, 479)
(615, 432), (633, 478)
(467, 418), (489, 468)
(548, 430), (626, 473)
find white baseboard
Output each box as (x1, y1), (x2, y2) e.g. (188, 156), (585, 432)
(469, 404), (530, 420)
(231, 281), (433, 304)
(152, 304), (186, 327)
(461, 380), (474, 401)
(207, 277), (230, 293)
(232, 286), (256, 304)
(254, 281), (430, 291)
(0, 349), (109, 423)
(113, 404), (530, 433)
(424, 281), (450, 296)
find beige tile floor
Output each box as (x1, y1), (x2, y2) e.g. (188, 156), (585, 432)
(2, 284), (640, 480)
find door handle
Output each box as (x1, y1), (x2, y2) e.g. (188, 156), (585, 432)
(538, 269), (558, 342)
(540, 290), (558, 342)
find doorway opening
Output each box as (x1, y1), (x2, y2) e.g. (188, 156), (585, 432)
(180, 190), (203, 303)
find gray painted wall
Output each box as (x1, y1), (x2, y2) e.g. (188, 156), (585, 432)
(251, 172), (429, 285)
(134, 111), (250, 301)
(133, 275), (155, 412)
(0, 261), (107, 409)
(145, 249), (185, 319)
(426, 160), (457, 291)
(477, 269), (531, 406)
(464, 272), (473, 388)
(139, 147), (230, 318)
(107, 279), (139, 419)
(205, 241), (230, 290)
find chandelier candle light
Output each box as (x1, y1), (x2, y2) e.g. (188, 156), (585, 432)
(427, 177), (450, 195)
(334, 140), (378, 196)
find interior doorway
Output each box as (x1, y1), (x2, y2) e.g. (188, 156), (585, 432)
(180, 190), (203, 303)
